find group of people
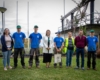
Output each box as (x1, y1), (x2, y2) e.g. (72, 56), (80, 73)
(1, 25), (98, 71)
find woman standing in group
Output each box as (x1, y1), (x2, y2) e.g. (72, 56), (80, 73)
(1, 28), (13, 71)
(43, 30), (54, 68)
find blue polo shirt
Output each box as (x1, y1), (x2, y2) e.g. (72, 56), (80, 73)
(12, 32), (26, 48)
(87, 36), (98, 51)
(54, 37), (64, 48)
(29, 32), (42, 48)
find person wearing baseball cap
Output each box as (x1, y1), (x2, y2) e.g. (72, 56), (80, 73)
(53, 31), (64, 68)
(16, 25), (21, 29)
(55, 31), (61, 34)
(87, 30), (98, 70)
(28, 25), (42, 68)
(12, 25), (26, 69)
(34, 25), (38, 28)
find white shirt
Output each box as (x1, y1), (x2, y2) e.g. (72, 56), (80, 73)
(43, 36), (54, 53)
(5, 35), (11, 48)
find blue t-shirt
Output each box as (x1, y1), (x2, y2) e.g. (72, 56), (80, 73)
(12, 32), (26, 48)
(87, 36), (98, 51)
(54, 37), (64, 48)
(29, 32), (42, 48)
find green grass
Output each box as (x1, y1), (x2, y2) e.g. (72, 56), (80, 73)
(0, 56), (100, 80)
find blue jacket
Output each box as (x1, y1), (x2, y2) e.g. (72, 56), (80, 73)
(1, 35), (14, 52)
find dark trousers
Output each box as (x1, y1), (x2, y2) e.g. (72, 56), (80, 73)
(54, 48), (62, 67)
(76, 48), (84, 68)
(29, 48), (40, 67)
(87, 51), (96, 69)
(14, 48), (25, 67)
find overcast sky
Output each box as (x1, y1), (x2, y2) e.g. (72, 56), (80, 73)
(0, 0), (100, 37)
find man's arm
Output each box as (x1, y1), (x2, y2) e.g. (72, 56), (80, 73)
(61, 42), (64, 49)
(96, 42), (98, 48)
(23, 38), (25, 43)
(75, 37), (76, 46)
(54, 42), (57, 50)
(39, 33), (42, 43)
(29, 38), (31, 46)
(23, 33), (26, 43)
(96, 37), (99, 49)
(85, 37), (87, 46)
(60, 38), (64, 51)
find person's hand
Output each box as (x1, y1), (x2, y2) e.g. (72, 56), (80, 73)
(57, 49), (61, 52)
(59, 48), (61, 51)
(56, 49), (59, 52)
(46, 48), (48, 50)
(46, 47), (51, 50)
(48, 47), (51, 50)
(7, 48), (11, 50)
(57, 48), (61, 52)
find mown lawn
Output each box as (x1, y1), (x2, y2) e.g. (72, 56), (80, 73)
(0, 56), (100, 80)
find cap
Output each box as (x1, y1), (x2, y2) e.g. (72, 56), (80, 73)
(17, 25), (21, 29)
(90, 30), (94, 33)
(55, 31), (61, 34)
(34, 25), (38, 28)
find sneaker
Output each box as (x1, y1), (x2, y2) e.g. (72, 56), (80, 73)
(81, 67), (85, 70)
(12, 66), (17, 69)
(74, 66), (79, 69)
(59, 66), (62, 68)
(28, 66), (32, 69)
(4, 67), (7, 71)
(48, 66), (50, 68)
(66, 66), (69, 68)
(87, 68), (90, 70)
(36, 66), (40, 68)
(54, 66), (57, 68)
(8, 66), (12, 69)
(93, 68), (97, 71)
(22, 66), (26, 69)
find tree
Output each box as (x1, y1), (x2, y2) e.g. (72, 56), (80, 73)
(72, 0), (89, 36)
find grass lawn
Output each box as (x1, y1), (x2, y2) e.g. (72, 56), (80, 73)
(0, 56), (100, 80)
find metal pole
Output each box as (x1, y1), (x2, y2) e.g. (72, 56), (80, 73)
(2, 12), (4, 34)
(63, 0), (65, 39)
(71, 13), (75, 36)
(63, 0), (65, 16)
(90, 0), (95, 24)
(16, 1), (18, 26)
(3, 0), (5, 29)
(27, 2), (29, 37)
(27, 2), (29, 49)
(71, 13), (74, 29)
(61, 19), (64, 31)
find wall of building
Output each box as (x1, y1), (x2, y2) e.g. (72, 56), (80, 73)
(60, 24), (100, 48)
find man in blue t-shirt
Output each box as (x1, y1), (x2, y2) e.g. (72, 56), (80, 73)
(12, 25), (26, 69)
(54, 31), (64, 68)
(87, 30), (98, 70)
(28, 25), (42, 68)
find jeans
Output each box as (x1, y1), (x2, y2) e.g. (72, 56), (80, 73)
(66, 49), (73, 66)
(76, 48), (84, 68)
(2, 50), (11, 67)
(87, 51), (96, 69)
(14, 48), (25, 67)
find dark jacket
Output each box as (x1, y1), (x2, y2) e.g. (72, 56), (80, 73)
(1, 35), (14, 52)
(75, 35), (87, 48)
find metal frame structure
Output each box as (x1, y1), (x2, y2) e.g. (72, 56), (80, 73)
(61, 0), (95, 32)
